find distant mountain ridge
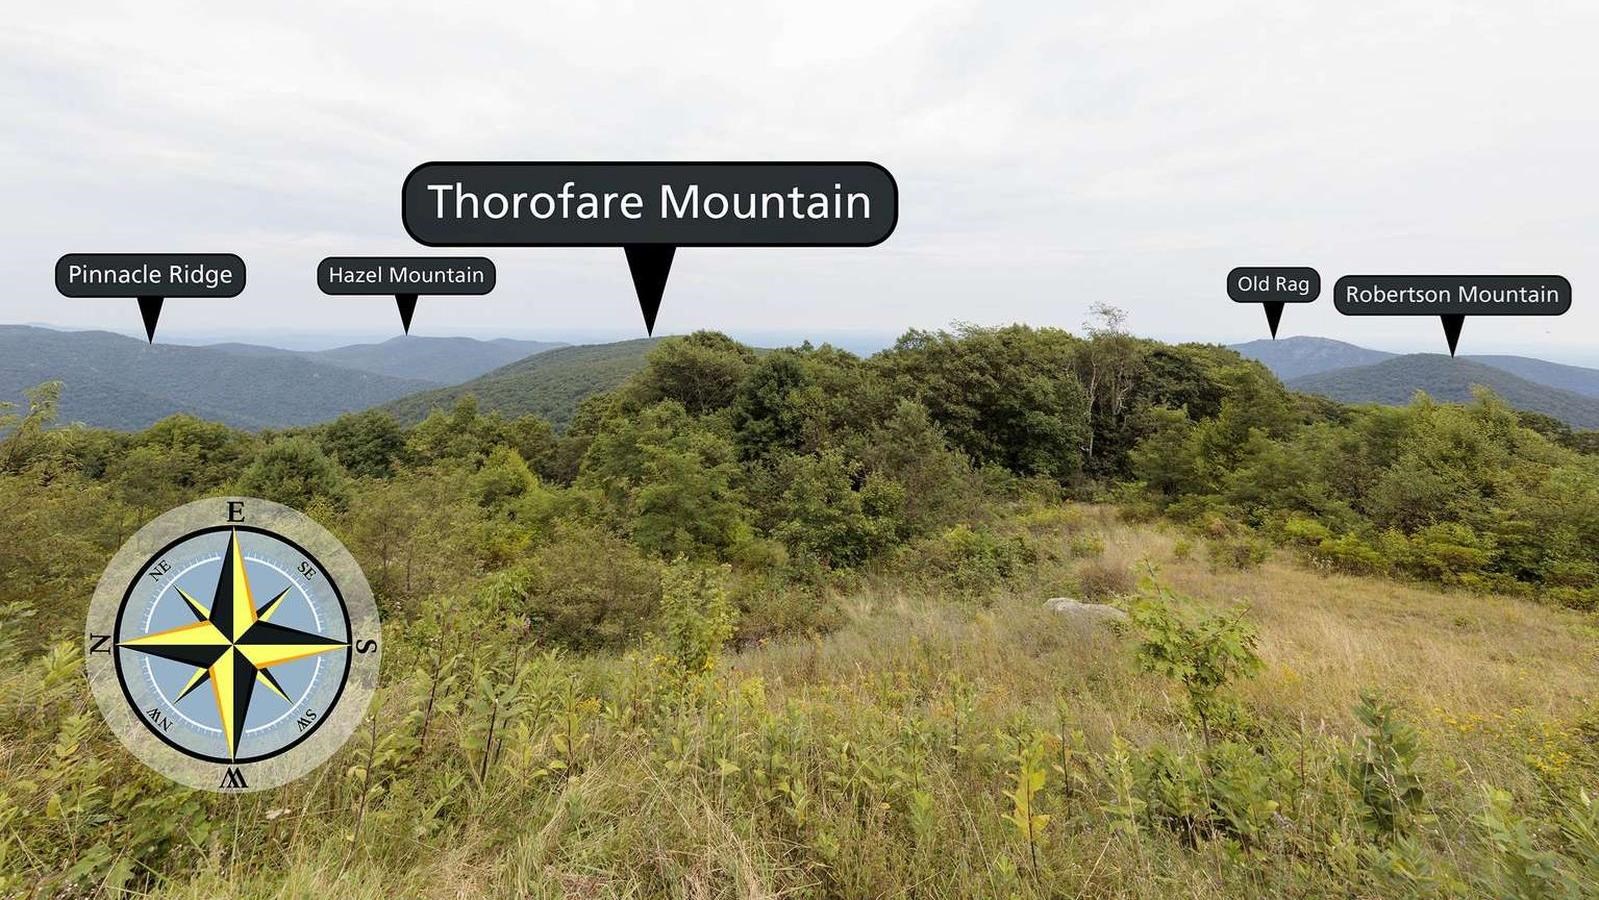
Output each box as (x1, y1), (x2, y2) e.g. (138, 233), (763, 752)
(0, 326), (562, 430)
(1461, 355), (1599, 400)
(1233, 335), (1599, 428)
(195, 335), (562, 385)
(1231, 336), (1395, 380)
(1288, 355), (1599, 429)
(0, 326), (434, 430)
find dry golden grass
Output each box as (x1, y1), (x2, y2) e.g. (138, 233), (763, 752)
(744, 506), (1597, 784)
(13, 506), (1597, 898)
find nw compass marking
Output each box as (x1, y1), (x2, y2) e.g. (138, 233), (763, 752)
(87, 498), (379, 792)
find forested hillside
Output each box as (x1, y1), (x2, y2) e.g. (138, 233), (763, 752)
(2, 319), (1596, 896)
(1289, 354), (1599, 429)
(381, 338), (658, 429)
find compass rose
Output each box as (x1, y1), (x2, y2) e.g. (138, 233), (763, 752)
(86, 497), (380, 792)
(117, 530), (347, 759)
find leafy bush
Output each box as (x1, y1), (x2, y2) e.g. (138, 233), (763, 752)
(1342, 692), (1428, 839)
(319, 409), (409, 477)
(1282, 515), (1332, 546)
(482, 523), (661, 650)
(774, 449), (905, 567)
(897, 524), (1037, 599)
(1206, 534), (1270, 572)
(235, 435), (349, 509)
(1402, 522), (1498, 584)
(1312, 533), (1389, 575)
(727, 570), (840, 645)
(656, 557), (736, 675)
(1544, 587), (1599, 612)
(1130, 586), (1263, 744)
(1206, 740), (1281, 845)
(1067, 531), (1105, 558)
(1135, 744), (1208, 842)
(877, 325), (1092, 481)
(1477, 787), (1574, 897)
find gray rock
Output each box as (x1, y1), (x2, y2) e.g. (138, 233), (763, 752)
(1043, 597), (1129, 623)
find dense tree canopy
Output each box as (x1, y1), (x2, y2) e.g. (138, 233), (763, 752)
(3, 321), (1597, 646)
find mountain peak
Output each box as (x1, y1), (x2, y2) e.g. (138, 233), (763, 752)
(1230, 335), (1395, 381)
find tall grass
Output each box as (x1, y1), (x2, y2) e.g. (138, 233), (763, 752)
(2, 509), (1596, 897)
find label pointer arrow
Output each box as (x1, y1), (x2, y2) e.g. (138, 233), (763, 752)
(395, 294), (418, 334)
(1440, 314), (1464, 357)
(137, 296), (164, 343)
(1263, 301), (1284, 339)
(624, 245), (676, 336)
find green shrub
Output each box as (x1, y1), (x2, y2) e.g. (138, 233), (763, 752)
(1130, 586), (1263, 744)
(1207, 533), (1270, 572)
(728, 569), (841, 644)
(1403, 523), (1498, 584)
(1136, 744), (1208, 841)
(1132, 740), (1283, 847)
(482, 523), (661, 650)
(1544, 587), (1599, 612)
(656, 557), (736, 674)
(1477, 787), (1574, 898)
(1342, 692), (1428, 840)
(774, 450), (905, 567)
(1206, 741), (1281, 845)
(897, 524), (1037, 599)
(1068, 531), (1105, 558)
(235, 435), (349, 509)
(1282, 515), (1333, 546)
(1314, 533), (1388, 575)
(1014, 503), (1085, 534)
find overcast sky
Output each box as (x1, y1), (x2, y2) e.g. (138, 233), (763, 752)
(3, 1), (1597, 358)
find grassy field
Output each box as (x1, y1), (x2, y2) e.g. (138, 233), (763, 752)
(5, 506), (1595, 897)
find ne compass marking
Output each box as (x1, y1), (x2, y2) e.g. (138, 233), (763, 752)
(86, 498), (380, 792)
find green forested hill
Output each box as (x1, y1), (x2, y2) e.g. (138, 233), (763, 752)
(1288, 354), (1599, 428)
(380, 338), (659, 428)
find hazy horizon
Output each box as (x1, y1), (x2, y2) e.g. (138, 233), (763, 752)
(11, 317), (1599, 368)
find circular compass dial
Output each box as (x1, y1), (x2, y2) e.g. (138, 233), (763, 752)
(86, 498), (380, 792)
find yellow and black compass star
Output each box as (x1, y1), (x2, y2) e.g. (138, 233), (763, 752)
(118, 530), (347, 759)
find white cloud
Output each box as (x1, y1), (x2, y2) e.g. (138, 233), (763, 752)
(1, 1), (1596, 358)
